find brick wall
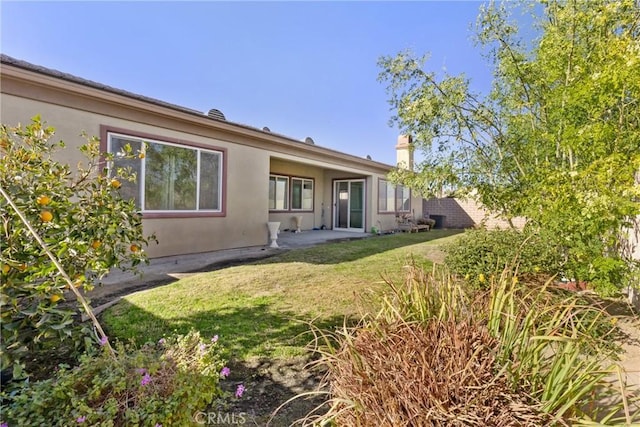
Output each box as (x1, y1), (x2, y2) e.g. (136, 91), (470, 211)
(422, 197), (526, 229)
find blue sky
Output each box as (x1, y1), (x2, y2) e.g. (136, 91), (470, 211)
(1, 1), (495, 165)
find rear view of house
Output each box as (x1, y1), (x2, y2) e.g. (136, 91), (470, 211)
(1, 55), (420, 258)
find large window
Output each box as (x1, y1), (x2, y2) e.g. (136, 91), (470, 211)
(379, 179), (410, 213)
(269, 175), (289, 210)
(291, 178), (313, 210)
(396, 185), (411, 212)
(269, 175), (314, 211)
(108, 133), (223, 213)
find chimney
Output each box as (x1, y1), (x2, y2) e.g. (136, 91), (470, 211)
(396, 134), (413, 170)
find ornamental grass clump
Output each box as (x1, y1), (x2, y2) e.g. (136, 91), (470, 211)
(1, 330), (230, 426)
(324, 319), (549, 426)
(308, 264), (639, 426)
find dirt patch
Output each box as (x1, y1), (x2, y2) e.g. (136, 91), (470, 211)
(211, 355), (329, 426)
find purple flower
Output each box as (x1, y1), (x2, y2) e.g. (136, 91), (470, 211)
(99, 336), (108, 346)
(155, 424), (162, 427)
(158, 338), (166, 345)
(199, 343), (206, 352)
(135, 368), (147, 375)
(1, 422), (8, 427)
(76, 416), (86, 423)
(220, 366), (230, 378)
(235, 383), (245, 398)
(140, 373), (152, 386)
(211, 335), (219, 343)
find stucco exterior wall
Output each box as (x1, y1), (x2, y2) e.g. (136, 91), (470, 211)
(268, 158), (325, 230)
(264, 144), (395, 233)
(2, 95), (271, 258)
(626, 218), (640, 261)
(1, 57), (398, 258)
(631, 170), (640, 263)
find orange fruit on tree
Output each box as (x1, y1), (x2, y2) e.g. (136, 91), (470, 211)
(40, 210), (53, 222)
(138, 152), (145, 159)
(91, 240), (102, 250)
(130, 244), (140, 252)
(110, 179), (122, 189)
(37, 195), (51, 206)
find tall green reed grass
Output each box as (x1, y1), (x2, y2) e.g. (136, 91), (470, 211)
(302, 263), (639, 426)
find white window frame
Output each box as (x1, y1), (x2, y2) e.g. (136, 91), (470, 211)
(107, 132), (223, 213)
(396, 185), (411, 213)
(291, 177), (314, 211)
(269, 175), (289, 211)
(379, 179), (410, 213)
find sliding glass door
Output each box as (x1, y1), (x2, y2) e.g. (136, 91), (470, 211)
(334, 179), (365, 231)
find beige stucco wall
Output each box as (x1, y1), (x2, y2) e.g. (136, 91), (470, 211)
(267, 158), (402, 233)
(630, 217), (640, 304)
(2, 94), (271, 258)
(1, 61), (397, 258)
(268, 158), (325, 230)
(1, 92), (397, 257)
(629, 220), (640, 261)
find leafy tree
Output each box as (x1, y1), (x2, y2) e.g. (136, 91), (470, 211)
(0, 117), (154, 376)
(378, 0), (640, 293)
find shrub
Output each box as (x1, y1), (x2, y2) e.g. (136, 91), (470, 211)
(444, 228), (638, 296)
(1, 330), (229, 426)
(565, 245), (634, 296)
(0, 117), (155, 375)
(444, 229), (563, 286)
(308, 265), (639, 426)
(324, 319), (549, 426)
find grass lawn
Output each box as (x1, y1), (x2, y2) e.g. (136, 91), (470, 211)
(102, 230), (462, 360)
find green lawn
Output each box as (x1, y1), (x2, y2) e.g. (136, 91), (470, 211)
(102, 230), (462, 360)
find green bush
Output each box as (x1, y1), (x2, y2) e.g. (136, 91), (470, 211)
(1, 330), (228, 426)
(444, 229), (563, 285)
(564, 241), (635, 296)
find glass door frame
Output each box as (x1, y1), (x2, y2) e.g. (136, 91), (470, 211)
(333, 179), (366, 232)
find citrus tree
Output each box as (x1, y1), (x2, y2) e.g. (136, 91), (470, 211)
(0, 116), (154, 376)
(379, 0), (640, 294)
